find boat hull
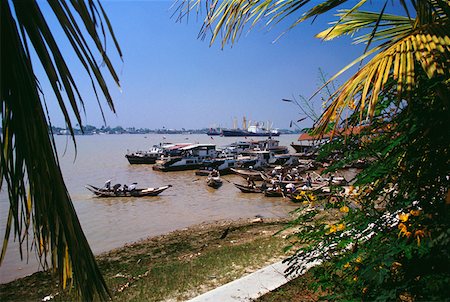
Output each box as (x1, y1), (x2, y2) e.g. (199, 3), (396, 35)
(86, 185), (171, 197)
(233, 183), (262, 193)
(125, 154), (158, 164)
(153, 163), (201, 172)
(207, 177), (223, 188)
(222, 129), (280, 137)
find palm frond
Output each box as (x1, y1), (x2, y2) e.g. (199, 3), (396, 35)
(316, 22), (450, 133)
(176, 0), (359, 48)
(1, 0), (121, 300)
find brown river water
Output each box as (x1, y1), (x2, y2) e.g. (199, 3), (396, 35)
(0, 134), (302, 283)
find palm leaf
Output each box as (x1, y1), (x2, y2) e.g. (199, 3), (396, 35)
(1, 0), (121, 300)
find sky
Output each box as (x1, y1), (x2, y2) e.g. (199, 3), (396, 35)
(37, 0), (392, 130)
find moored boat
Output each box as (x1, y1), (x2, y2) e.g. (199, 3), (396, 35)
(233, 183), (262, 193)
(230, 168), (265, 181)
(153, 144), (217, 172)
(125, 146), (163, 164)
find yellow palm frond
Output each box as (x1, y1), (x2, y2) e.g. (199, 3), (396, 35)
(316, 23), (450, 133)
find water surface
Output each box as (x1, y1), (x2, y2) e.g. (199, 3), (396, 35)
(0, 134), (301, 283)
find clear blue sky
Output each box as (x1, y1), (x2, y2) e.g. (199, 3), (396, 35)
(38, 0), (399, 130)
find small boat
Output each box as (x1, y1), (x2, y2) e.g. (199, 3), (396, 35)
(86, 184), (171, 197)
(233, 183), (262, 193)
(207, 176), (223, 188)
(230, 168), (265, 181)
(264, 188), (285, 197)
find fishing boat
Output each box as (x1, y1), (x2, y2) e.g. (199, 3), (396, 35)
(207, 175), (223, 188)
(264, 187), (285, 197)
(233, 183), (262, 193)
(230, 168), (265, 180)
(86, 184), (172, 197)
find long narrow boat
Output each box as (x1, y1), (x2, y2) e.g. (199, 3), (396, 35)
(230, 168), (265, 181)
(264, 188), (285, 197)
(86, 184), (171, 197)
(233, 183), (262, 193)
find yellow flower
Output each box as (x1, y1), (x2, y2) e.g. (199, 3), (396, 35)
(295, 195), (302, 200)
(398, 223), (407, 232)
(410, 209), (421, 216)
(398, 212), (409, 222)
(398, 223), (412, 238)
(415, 229), (426, 246)
(302, 200), (309, 205)
(309, 194), (316, 201)
(355, 257), (362, 263)
(337, 223), (346, 231)
(326, 224), (337, 235)
(340, 205), (349, 213)
(353, 276), (358, 282)
(343, 262), (351, 269)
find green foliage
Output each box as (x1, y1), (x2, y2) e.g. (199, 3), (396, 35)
(286, 67), (450, 300)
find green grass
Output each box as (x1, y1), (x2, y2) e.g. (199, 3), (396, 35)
(0, 218), (290, 302)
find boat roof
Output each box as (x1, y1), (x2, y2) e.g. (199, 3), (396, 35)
(180, 143), (216, 150)
(163, 143), (193, 150)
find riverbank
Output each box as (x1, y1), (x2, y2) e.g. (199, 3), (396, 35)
(0, 217), (294, 302)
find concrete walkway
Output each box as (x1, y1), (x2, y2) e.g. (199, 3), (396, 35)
(187, 259), (320, 302)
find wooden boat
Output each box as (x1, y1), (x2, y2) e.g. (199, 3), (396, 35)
(264, 188), (285, 197)
(233, 183), (262, 193)
(230, 168), (265, 181)
(86, 184), (171, 197)
(207, 176), (222, 189)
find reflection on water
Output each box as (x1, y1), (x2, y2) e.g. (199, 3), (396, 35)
(0, 134), (301, 283)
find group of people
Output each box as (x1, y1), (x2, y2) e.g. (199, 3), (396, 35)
(104, 180), (137, 193)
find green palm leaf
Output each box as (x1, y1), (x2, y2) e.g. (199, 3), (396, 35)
(1, 0), (121, 300)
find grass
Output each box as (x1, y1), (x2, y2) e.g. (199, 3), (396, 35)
(0, 218), (292, 302)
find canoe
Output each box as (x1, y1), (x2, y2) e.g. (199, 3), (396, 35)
(86, 184), (171, 197)
(230, 168), (265, 181)
(207, 176), (223, 189)
(233, 183), (262, 193)
(264, 188), (284, 197)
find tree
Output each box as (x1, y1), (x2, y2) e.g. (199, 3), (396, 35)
(177, 0), (450, 299)
(1, 1), (121, 300)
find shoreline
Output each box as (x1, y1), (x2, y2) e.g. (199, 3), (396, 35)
(0, 216), (293, 301)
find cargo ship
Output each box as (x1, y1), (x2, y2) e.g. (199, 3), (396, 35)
(221, 117), (279, 137)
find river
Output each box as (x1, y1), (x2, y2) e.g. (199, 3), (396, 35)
(0, 133), (301, 283)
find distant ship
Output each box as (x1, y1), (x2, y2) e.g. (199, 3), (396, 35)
(206, 127), (222, 136)
(221, 117), (279, 137)
(221, 128), (279, 137)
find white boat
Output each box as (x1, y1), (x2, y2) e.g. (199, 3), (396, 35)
(153, 144), (217, 172)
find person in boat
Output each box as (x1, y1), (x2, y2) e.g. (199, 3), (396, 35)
(112, 183), (121, 194)
(306, 173), (312, 188)
(122, 184), (128, 192)
(128, 183), (137, 191)
(261, 181), (268, 192)
(246, 177), (256, 189)
(210, 169), (219, 177)
(104, 179), (112, 190)
(286, 183), (295, 193)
